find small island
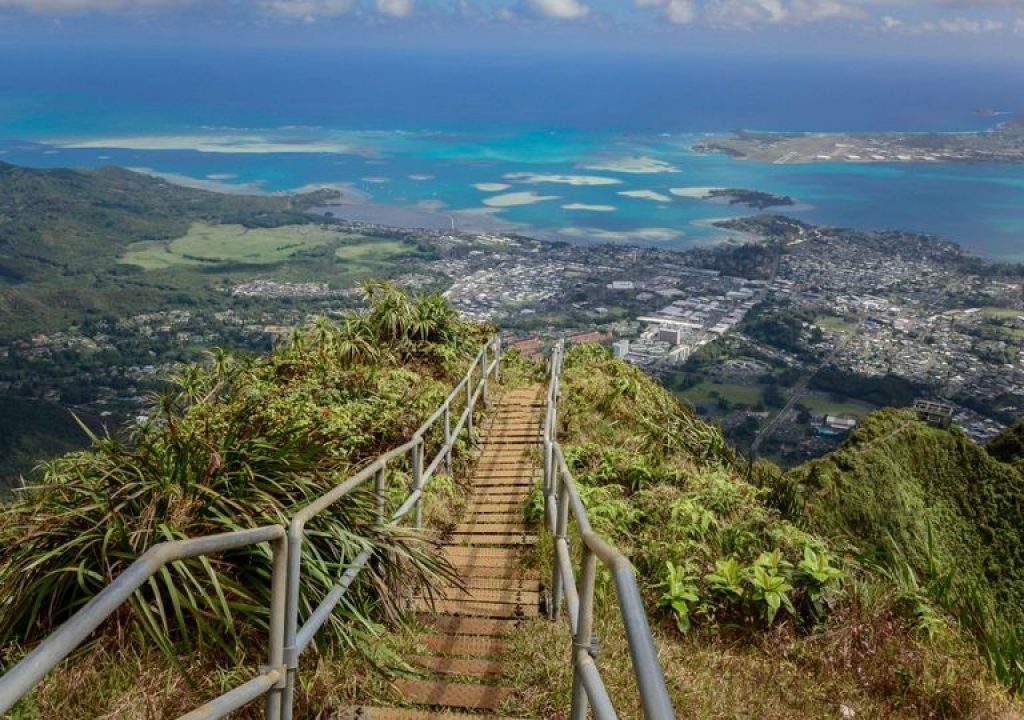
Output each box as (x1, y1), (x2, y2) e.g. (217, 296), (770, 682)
(705, 187), (794, 209)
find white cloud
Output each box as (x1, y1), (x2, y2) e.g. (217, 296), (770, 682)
(525, 0), (589, 20)
(0, 0), (190, 11)
(1016, 17), (1024, 35)
(375, 0), (412, 17)
(260, 0), (355, 20)
(705, 0), (863, 26)
(880, 13), (902, 29)
(635, 0), (696, 24)
(930, 16), (1004, 31)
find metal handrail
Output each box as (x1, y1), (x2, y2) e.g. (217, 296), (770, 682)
(542, 340), (675, 720)
(279, 336), (501, 719)
(0, 526), (289, 719)
(0, 336), (502, 720)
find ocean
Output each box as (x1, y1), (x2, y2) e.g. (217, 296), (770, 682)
(1, 46), (1022, 260)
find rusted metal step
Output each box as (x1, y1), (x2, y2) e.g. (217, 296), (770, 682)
(444, 576), (538, 592)
(416, 633), (508, 658)
(443, 546), (522, 561)
(334, 706), (523, 720)
(448, 534), (536, 546)
(460, 511), (523, 522)
(415, 616), (519, 638)
(431, 588), (541, 605)
(409, 656), (504, 677)
(392, 680), (514, 711)
(470, 478), (535, 488)
(454, 521), (529, 534)
(450, 563), (522, 581)
(408, 598), (539, 618)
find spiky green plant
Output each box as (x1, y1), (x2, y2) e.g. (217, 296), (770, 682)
(0, 286), (490, 668)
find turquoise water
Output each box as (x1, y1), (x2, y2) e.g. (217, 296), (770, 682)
(1, 47), (1022, 260)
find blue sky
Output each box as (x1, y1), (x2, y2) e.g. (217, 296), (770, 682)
(0, 0), (1022, 56)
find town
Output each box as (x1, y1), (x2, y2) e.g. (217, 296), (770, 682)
(3, 214), (1022, 476)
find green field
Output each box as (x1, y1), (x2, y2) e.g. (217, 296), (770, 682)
(801, 391), (877, 418)
(815, 314), (858, 333)
(680, 381), (764, 408)
(120, 223), (351, 269)
(979, 307), (1024, 320)
(335, 238), (411, 264)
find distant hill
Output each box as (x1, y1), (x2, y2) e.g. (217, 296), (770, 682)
(787, 409), (1024, 622)
(0, 397), (99, 494)
(0, 162), (331, 338)
(988, 421), (1024, 473)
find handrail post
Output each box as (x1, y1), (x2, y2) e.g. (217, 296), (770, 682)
(413, 439), (424, 529)
(265, 534), (289, 720)
(551, 471), (569, 621)
(280, 522), (304, 720)
(482, 344), (490, 407)
(570, 547), (598, 720)
(375, 464), (387, 525)
(443, 401), (452, 475)
(495, 337), (501, 383)
(466, 369), (474, 438)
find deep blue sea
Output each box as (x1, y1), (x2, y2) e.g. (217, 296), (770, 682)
(1, 46), (1022, 259)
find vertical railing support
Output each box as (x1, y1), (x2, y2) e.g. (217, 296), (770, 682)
(570, 547), (599, 720)
(375, 464), (387, 525)
(280, 520), (304, 720)
(264, 534), (289, 720)
(551, 472), (570, 621)
(466, 369), (474, 438)
(413, 439), (424, 529)
(481, 344), (490, 407)
(443, 401), (452, 475)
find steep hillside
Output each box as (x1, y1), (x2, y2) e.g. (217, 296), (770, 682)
(0, 285), (492, 718)
(0, 162), (333, 338)
(511, 345), (1019, 718)
(988, 421), (1024, 473)
(788, 410), (1024, 622)
(0, 162), (320, 281)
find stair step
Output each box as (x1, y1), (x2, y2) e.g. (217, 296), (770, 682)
(460, 512), (523, 522)
(446, 577), (538, 591)
(470, 479), (534, 488)
(443, 547), (522, 561)
(409, 656), (504, 677)
(416, 633), (508, 658)
(431, 588), (541, 604)
(393, 680), (514, 711)
(464, 501), (526, 511)
(448, 534), (536, 546)
(454, 521), (529, 534)
(415, 617), (520, 638)
(409, 599), (539, 618)
(335, 706), (523, 720)
(451, 563), (522, 580)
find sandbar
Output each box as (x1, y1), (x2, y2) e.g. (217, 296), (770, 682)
(483, 191), (560, 208)
(473, 183), (512, 192)
(562, 203), (616, 212)
(670, 186), (726, 199)
(504, 173), (621, 186)
(583, 156), (681, 174)
(558, 226), (684, 244)
(618, 190), (672, 202)
(59, 134), (360, 155)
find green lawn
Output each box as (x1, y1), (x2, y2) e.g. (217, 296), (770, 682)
(801, 391), (877, 418)
(680, 381), (764, 409)
(120, 223), (348, 269)
(334, 238), (411, 265)
(815, 314), (857, 333)
(979, 307), (1024, 320)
